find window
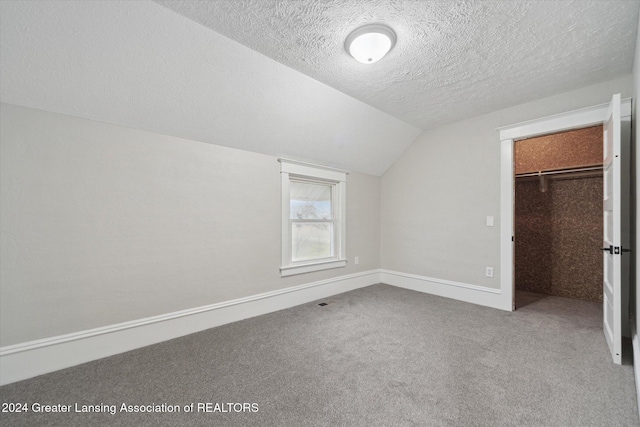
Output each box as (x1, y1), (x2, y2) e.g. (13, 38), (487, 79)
(279, 159), (347, 276)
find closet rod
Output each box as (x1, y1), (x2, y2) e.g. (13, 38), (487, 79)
(515, 165), (602, 179)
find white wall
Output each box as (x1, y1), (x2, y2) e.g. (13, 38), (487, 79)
(0, 103), (381, 347)
(634, 10), (640, 347)
(381, 75), (633, 289)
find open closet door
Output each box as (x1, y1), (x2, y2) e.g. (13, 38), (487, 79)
(602, 93), (622, 365)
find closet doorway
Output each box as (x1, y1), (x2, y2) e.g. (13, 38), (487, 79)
(499, 95), (631, 364)
(514, 126), (603, 303)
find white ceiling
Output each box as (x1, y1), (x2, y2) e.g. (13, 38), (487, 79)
(1, 1), (638, 176)
(157, 0), (639, 130)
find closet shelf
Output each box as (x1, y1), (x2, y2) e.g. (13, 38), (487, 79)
(515, 164), (602, 180)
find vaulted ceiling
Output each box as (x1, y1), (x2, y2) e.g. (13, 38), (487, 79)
(158, 0), (640, 130)
(1, 1), (638, 175)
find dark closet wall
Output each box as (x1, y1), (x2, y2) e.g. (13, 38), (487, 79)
(514, 126), (603, 302)
(515, 126), (602, 173)
(515, 177), (603, 302)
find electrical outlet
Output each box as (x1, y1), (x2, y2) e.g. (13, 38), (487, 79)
(486, 267), (494, 278)
(355, 256), (359, 265)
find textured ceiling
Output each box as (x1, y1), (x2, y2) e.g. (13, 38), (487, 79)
(1, 1), (639, 176)
(157, 0), (640, 130)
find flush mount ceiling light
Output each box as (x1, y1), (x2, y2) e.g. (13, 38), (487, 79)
(345, 24), (396, 64)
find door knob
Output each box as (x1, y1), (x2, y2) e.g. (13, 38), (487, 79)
(601, 245), (613, 254)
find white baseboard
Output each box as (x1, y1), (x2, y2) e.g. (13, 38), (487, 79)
(380, 269), (509, 311)
(1, 269), (512, 386)
(0, 270), (381, 386)
(632, 321), (640, 420)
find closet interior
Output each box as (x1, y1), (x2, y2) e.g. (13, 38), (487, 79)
(514, 125), (603, 303)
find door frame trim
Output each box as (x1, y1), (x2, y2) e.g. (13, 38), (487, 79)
(497, 99), (631, 311)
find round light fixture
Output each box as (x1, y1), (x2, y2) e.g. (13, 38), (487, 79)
(345, 24), (396, 64)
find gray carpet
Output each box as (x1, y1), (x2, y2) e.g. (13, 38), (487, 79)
(0, 284), (638, 426)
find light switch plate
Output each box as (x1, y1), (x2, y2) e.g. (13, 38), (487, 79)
(486, 216), (494, 227)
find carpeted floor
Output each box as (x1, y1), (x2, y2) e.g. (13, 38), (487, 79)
(0, 284), (638, 426)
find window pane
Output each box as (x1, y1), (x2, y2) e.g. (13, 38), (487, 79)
(292, 222), (332, 261)
(290, 181), (332, 220)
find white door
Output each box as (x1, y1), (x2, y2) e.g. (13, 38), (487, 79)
(602, 93), (622, 365)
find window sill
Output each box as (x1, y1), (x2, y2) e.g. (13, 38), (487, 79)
(280, 259), (347, 277)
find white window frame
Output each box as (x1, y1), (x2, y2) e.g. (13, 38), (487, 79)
(279, 158), (347, 277)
